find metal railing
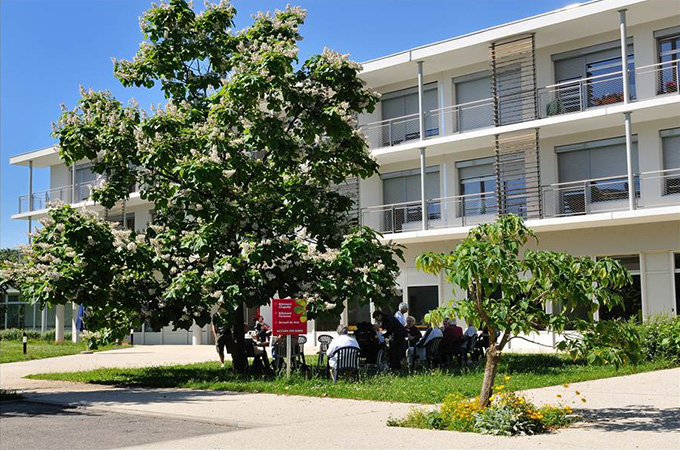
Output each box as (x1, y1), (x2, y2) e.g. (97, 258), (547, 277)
(538, 70), (627, 118)
(359, 60), (679, 151)
(427, 98), (495, 136)
(360, 192), (498, 233)
(18, 181), (100, 214)
(637, 168), (680, 208)
(634, 59), (679, 97)
(541, 175), (635, 218)
(358, 98), (494, 149)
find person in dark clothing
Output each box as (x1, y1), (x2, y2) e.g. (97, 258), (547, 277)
(372, 310), (407, 370)
(442, 319), (464, 366)
(405, 316), (422, 348)
(212, 307), (233, 367)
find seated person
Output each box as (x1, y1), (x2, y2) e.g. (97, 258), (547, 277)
(442, 319), (464, 363)
(409, 324), (443, 365)
(405, 316), (422, 348)
(464, 322), (477, 338)
(326, 324), (359, 375)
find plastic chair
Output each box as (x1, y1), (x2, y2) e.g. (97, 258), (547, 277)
(330, 346), (360, 383)
(414, 337), (443, 370)
(297, 335), (307, 365)
(317, 334), (333, 368)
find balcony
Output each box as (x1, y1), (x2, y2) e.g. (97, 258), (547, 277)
(359, 60), (679, 151)
(361, 169), (680, 234)
(359, 98), (494, 149)
(17, 180), (139, 215)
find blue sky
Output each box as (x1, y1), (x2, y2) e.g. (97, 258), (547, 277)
(0, 0), (571, 248)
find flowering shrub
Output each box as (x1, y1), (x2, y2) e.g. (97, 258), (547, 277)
(439, 393), (483, 432)
(388, 375), (579, 436)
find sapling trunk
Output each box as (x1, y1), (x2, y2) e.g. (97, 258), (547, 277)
(231, 303), (249, 375)
(479, 344), (501, 407)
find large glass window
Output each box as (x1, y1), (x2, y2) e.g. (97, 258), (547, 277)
(657, 33), (679, 95)
(661, 128), (680, 195)
(381, 83), (438, 146)
(556, 136), (639, 214)
(598, 255), (642, 322)
(407, 286), (438, 325)
(74, 165), (97, 201)
(381, 167), (440, 231)
(553, 40), (635, 111)
(457, 157), (496, 217)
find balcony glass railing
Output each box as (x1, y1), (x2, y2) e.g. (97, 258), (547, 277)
(361, 170), (680, 233)
(17, 178), (138, 214)
(19, 182), (90, 214)
(359, 60), (679, 150)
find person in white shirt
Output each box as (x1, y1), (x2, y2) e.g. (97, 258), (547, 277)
(394, 302), (409, 327)
(408, 325), (443, 366)
(326, 324), (360, 375)
(464, 323), (478, 338)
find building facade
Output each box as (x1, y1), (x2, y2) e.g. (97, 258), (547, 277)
(7, 0), (680, 348)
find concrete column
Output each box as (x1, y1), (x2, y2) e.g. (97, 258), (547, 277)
(71, 303), (80, 343)
(619, 9), (630, 103)
(624, 112), (636, 210)
(191, 322), (202, 346)
(28, 160), (34, 242)
(417, 61), (425, 140)
(71, 164), (76, 203)
(420, 148), (428, 230)
(55, 304), (65, 343)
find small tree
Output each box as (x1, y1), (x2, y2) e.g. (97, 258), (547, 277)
(417, 215), (630, 407)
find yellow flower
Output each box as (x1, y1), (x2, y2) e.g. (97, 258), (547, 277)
(504, 375), (511, 381)
(496, 385), (505, 390)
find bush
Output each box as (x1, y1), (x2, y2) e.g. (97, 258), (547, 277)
(0, 329), (72, 341)
(388, 376), (579, 436)
(440, 393), (483, 432)
(639, 315), (680, 364)
(474, 391), (545, 436)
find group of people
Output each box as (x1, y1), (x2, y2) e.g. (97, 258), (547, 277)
(210, 303), (488, 374)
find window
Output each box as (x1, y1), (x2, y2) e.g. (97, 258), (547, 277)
(347, 298), (371, 327)
(407, 286), (438, 325)
(454, 72), (494, 131)
(556, 136), (639, 214)
(598, 255), (642, 322)
(656, 27), (679, 95)
(107, 213), (136, 231)
(661, 128), (680, 195)
(381, 167), (440, 231)
(381, 83), (438, 146)
(457, 157), (496, 217)
(553, 40), (635, 111)
(74, 165), (98, 201)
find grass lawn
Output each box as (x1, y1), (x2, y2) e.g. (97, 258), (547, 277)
(0, 340), (125, 364)
(27, 353), (676, 404)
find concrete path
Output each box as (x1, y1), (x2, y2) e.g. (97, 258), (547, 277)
(1, 346), (678, 449)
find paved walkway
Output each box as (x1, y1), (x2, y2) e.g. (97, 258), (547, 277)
(2, 346), (679, 449)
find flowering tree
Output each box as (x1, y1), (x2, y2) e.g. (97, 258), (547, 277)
(417, 216), (630, 407)
(4, 0), (403, 372)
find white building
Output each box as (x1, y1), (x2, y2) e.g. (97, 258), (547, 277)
(7, 0), (680, 349)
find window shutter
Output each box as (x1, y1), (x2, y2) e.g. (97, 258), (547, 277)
(558, 150), (589, 182)
(663, 135), (680, 170)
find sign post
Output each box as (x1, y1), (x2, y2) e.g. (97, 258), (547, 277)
(272, 298), (308, 378)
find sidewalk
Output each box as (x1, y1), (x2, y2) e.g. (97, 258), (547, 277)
(2, 346), (679, 449)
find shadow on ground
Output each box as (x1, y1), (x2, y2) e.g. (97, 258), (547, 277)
(578, 405), (680, 433)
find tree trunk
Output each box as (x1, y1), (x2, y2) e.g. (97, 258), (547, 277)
(230, 303), (249, 375)
(479, 344), (501, 407)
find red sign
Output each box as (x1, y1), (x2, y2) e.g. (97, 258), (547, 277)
(272, 298), (307, 335)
